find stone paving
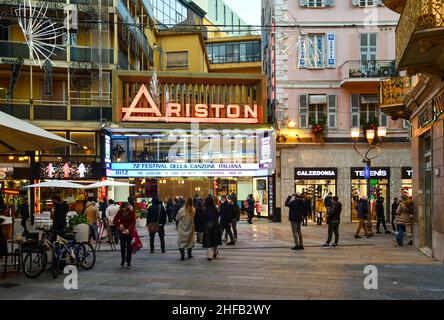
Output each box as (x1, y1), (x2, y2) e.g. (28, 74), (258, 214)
(1, 217), (444, 300)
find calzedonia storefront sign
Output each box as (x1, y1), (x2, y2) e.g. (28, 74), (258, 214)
(294, 168), (337, 180)
(351, 167), (391, 180)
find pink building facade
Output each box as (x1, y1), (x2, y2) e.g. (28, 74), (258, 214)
(263, 0), (412, 222)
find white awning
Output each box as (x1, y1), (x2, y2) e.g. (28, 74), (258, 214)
(0, 111), (77, 153)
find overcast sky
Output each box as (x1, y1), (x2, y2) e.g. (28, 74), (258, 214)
(223, 0), (261, 26)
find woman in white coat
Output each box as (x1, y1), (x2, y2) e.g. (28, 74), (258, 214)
(176, 198), (196, 261)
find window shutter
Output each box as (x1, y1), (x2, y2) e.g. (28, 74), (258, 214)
(352, 0), (360, 6)
(299, 94), (308, 128)
(328, 94), (337, 128)
(351, 94), (360, 128)
(324, 0), (335, 6)
(300, 0), (308, 7)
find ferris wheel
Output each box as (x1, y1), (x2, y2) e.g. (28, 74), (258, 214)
(15, 0), (65, 67)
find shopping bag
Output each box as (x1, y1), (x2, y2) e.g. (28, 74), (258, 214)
(131, 227), (143, 255)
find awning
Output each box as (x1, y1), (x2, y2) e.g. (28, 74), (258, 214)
(0, 111), (77, 153)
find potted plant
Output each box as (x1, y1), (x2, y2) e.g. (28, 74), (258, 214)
(68, 214), (89, 243)
(311, 118), (327, 144)
(137, 209), (148, 228)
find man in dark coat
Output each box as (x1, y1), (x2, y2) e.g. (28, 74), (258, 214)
(302, 194), (311, 226)
(391, 198), (400, 232)
(20, 198), (30, 234)
(355, 196), (370, 238)
(202, 196), (222, 261)
(376, 197), (390, 234)
(166, 199), (175, 223)
(322, 196), (342, 247)
(52, 195), (68, 236)
(99, 198), (108, 220)
(194, 197), (205, 243)
(146, 196), (167, 253)
(285, 193), (304, 250)
(219, 196), (235, 245)
(246, 194), (255, 224)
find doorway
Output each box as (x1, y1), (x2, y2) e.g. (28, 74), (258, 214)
(422, 132), (433, 249)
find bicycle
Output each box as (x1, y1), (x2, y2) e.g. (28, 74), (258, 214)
(22, 231), (54, 279)
(51, 233), (96, 279)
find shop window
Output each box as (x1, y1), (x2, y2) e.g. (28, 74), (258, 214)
(41, 132), (67, 155)
(69, 132), (96, 156)
(166, 51), (188, 69)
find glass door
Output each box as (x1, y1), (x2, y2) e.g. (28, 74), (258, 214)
(423, 132), (433, 249)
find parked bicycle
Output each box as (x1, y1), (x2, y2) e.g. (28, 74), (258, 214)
(51, 233), (96, 279)
(22, 231), (96, 279)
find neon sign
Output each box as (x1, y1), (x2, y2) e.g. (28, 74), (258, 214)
(39, 162), (94, 180)
(122, 85), (259, 124)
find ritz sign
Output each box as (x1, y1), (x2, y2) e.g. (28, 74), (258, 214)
(122, 85), (259, 124)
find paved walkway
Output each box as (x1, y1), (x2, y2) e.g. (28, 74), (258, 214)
(1, 218), (444, 300)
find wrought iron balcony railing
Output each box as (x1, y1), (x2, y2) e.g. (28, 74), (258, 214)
(339, 60), (396, 82)
(380, 76), (412, 106)
(396, 0), (444, 65)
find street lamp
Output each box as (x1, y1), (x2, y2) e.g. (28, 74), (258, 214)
(351, 126), (387, 236)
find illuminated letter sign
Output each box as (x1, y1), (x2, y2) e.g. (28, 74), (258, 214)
(122, 85), (259, 124)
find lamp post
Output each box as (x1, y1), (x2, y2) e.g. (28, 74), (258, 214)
(351, 126), (387, 235)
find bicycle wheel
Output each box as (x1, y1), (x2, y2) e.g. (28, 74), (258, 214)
(77, 242), (96, 270)
(23, 247), (47, 279)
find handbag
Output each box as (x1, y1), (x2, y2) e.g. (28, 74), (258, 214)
(148, 206), (161, 234)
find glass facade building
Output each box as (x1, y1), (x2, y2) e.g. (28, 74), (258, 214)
(206, 40), (261, 64)
(148, 0), (188, 27)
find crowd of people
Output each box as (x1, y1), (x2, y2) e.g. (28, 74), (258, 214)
(285, 190), (414, 251)
(4, 188), (415, 268)
(96, 193), (246, 268)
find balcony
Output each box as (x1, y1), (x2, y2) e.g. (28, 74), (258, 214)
(70, 47), (114, 64)
(339, 60), (396, 86)
(379, 76), (412, 120)
(395, 0), (444, 75)
(0, 41), (29, 59)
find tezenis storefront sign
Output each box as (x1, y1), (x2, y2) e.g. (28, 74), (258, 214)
(351, 167), (391, 179)
(122, 85), (259, 124)
(294, 168), (337, 180)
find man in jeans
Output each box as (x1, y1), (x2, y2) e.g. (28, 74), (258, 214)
(285, 193), (304, 250)
(322, 196), (342, 247)
(355, 196), (371, 239)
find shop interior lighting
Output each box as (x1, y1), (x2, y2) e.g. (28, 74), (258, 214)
(8, 156), (14, 160)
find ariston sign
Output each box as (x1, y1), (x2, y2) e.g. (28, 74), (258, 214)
(122, 85), (259, 124)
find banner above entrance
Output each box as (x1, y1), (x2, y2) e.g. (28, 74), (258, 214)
(294, 168), (337, 180)
(351, 167), (391, 180)
(107, 162), (267, 178)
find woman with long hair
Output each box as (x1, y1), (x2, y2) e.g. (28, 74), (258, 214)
(203, 196), (222, 261)
(176, 198), (196, 261)
(113, 203), (136, 269)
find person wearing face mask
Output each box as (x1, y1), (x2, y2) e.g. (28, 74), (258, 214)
(219, 195), (235, 245)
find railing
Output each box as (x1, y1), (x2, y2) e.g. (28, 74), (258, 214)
(70, 47), (114, 64)
(396, 0), (444, 65)
(380, 76), (412, 106)
(0, 101), (30, 119)
(339, 60), (396, 82)
(0, 41), (29, 59)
